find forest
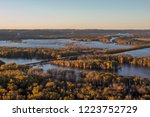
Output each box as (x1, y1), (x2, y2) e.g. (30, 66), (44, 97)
(0, 30), (150, 100)
(0, 63), (150, 100)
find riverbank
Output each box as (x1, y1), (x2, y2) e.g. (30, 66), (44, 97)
(104, 44), (150, 54)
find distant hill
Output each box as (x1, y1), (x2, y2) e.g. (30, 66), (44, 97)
(0, 29), (150, 40)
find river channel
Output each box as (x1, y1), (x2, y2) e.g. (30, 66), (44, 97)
(0, 39), (150, 78)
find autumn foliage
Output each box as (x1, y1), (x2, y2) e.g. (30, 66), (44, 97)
(0, 63), (150, 100)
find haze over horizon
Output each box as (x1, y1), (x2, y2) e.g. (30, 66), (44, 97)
(0, 0), (150, 29)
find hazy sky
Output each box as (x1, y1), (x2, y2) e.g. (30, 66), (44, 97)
(0, 0), (150, 29)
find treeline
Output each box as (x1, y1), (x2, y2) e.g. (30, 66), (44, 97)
(51, 59), (118, 71)
(104, 44), (150, 54)
(77, 54), (132, 64)
(71, 36), (111, 43)
(114, 37), (150, 45)
(102, 55), (150, 68)
(0, 46), (99, 59)
(0, 63), (150, 100)
(130, 57), (150, 68)
(51, 54), (150, 70)
(0, 47), (76, 59)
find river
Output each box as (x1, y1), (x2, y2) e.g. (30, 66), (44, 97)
(121, 48), (150, 57)
(0, 38), (150, 78)
(1, 58), (150, 78)
(0, 38), (131, 49)
(0, 58), (41, 65)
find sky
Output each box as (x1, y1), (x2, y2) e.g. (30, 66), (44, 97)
(0, 0), (150, 29)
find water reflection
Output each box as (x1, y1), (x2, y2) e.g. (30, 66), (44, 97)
(36, 63), (150, 79)
(0, 39), (131, 49)
(0, 39), (72, 48)
(0, 38), (149, 78)
(33, 64), (86, 78)
(118, 64), (150, 78)
(0, 58), (41, 65)
(76, 41), (131, 49)
(1, 57), (150, 78)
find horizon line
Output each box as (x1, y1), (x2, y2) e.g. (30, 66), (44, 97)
(0, 28), (150, 30)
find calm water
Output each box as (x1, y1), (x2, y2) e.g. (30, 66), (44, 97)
(118, 64), (150, 78)
(33, 64), (85, 78)
(75, 41), (131, 49)
(1, 58), (150, 78)
(34, 64), (90, 72)
(0, 58), (41, 65)
(121, 48), (150, 57)
(0, 39), (73, 48)
(0, 39), (131, 49)
(35, 63), (150, 79)
(0, 39), (149, 78)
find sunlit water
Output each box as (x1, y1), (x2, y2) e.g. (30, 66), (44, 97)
(0, 39), (131, 49)
(0, 39), (150, 78)
(0, 58), (41, 65)
(34, 63), (150, 78)
(121, 48), (150, 57)
(118, 64), (150, 78)
(75, 41), (131, 49)
(1, 58), (149, 78)
(0, 39), (72, 48)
